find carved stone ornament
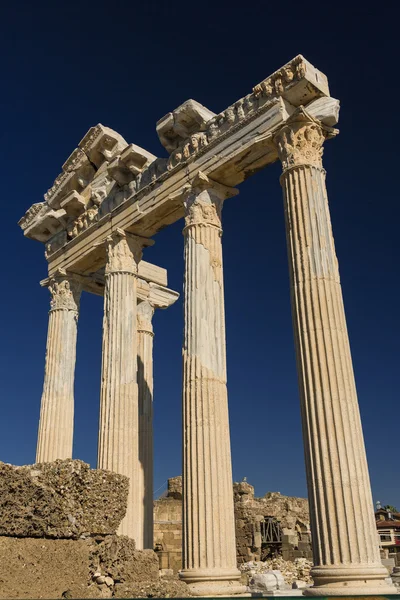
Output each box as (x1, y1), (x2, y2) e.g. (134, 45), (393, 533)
(274, 107), (326, 171)
(48, 273), (81, 311)
(105, 230), (147, 275)
(137, 300), (155, 335)
(184, 197), (222, 230)
(183, 172), (238, 230)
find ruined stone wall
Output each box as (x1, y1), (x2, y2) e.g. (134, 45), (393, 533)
(153, 477), (312, 572)
(154, 477), (182, 572)
(233, 481), (312, 564)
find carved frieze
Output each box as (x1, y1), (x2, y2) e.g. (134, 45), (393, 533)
(67, 205), (99, 240)
(163, 55), (329, 172)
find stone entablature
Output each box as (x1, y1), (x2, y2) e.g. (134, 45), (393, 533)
(18, 55), (339, 281)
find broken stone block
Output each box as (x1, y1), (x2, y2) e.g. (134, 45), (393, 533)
(90, 535), (159, 584)
(250, 572), (278, 592)
(0, 459), (129, 539)
(292, 579), (308, 589)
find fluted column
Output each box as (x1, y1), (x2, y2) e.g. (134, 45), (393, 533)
(36, 271), (81, 463)
(274, 108), (393, 596)
(137, 299), (155, 550)
(98, 229), (148, 542)
(180, 172), (245, 596)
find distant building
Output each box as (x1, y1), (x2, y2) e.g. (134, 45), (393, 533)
(375, 507), (400, 556)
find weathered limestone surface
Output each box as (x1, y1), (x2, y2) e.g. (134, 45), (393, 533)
(90, 535), (159, 584)
(275, 108), (394, 596)
(98, 230), (149, 542)
(137, 299), (155, 550)
(0, 536), (162, 599)
(180, 173), (245, 596)
(36, 272), (81, 463)
(0, 460), (128, 538)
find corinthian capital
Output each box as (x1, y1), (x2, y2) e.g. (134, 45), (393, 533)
(274, 107), (328, 171)
(47, 270), (81, 311)
(105, 229), (153, 275)
(137, 300), (155, 335)
(183, 171), (238, 230)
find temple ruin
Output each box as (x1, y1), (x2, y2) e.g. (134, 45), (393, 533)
(19, 54), (395, 596)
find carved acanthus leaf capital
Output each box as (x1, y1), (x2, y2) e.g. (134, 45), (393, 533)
(183, 172), (238, 230)
(137, 300), (155, 335)
(104, 229), (153, 275)
(274, 107), (334, 171)
(46, 270), (82, 311)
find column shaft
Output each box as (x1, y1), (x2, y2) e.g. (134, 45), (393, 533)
(98, 231), (143, 541)
(180, 174), (244, 596)
(276, 110), (392, 596)
(36, 275), (81, 463)
(137, 300), (155, 550)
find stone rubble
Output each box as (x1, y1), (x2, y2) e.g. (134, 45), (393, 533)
(392, 567), (400, 588)
(240, 557), (313, 587)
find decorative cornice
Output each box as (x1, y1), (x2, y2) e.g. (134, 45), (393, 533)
(18, 202), (46, 231)
(165, 55), (328, 172)
(43, 270), (82, 312)
(20, 55), (332, 252)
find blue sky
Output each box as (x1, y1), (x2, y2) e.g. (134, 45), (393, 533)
(1, 2), (398, 507)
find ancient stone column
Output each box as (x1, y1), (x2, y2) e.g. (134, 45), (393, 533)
(274, 108), (393, 596)
(36, 271), (81, 463)
(137, 299), (155, 550)
(180, 172), (245, 596)
(98, 229), (149, 542)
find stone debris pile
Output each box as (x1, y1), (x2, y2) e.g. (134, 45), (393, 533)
(241, 557), (313, 588)
(392, 567), (400, 588)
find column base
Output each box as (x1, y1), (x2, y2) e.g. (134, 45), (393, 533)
(304, 564), (396, 596)
(180, 567), (247, 596)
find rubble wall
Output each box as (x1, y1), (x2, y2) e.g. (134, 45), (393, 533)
(233, 481), (312, 563)
(153, 477), (312, 571)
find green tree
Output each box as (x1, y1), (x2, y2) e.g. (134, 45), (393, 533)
(383, 505), (398, 513)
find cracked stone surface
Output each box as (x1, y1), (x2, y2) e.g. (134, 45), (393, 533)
(0, 460), (128, 539)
